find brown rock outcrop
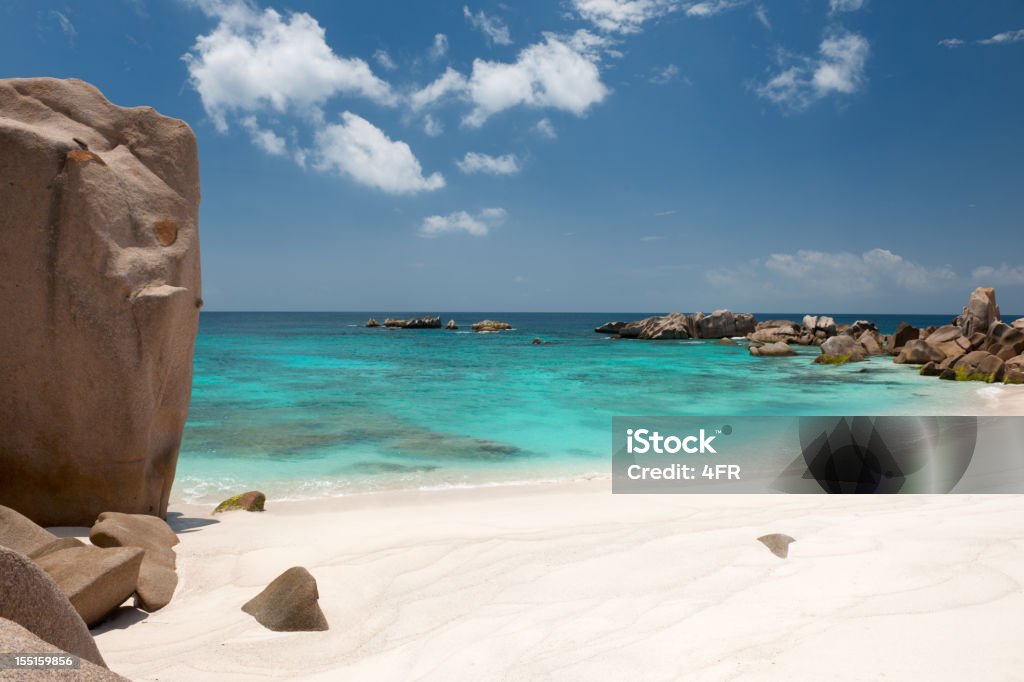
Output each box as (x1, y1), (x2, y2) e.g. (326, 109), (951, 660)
(954, 287), (1000, 336)
(90, 512), (179, 612)
(749, 341), (795, 357)
(0, 78), (201, 525)
(34, 546), (144, 627)
(383, 316), (441, 328)
(0, 618), (126, 681)
(242, 567), (329, 632)
(471, 320), (512, 332)
(0, 547), (106, 667)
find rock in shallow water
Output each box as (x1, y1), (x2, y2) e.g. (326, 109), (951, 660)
(214, 491), (267, 514)
(242, 567), (329, 632)
(0, 77), (201, 526)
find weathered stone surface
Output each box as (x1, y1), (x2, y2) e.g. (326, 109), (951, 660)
(471, 320), (512, 332)
(621, 313), (690, 340)
(757, 534), (795, 559)
(1013, 318), (1024, 330)
(717, 337), (738, 345)
(955, 286), (1000, 336)
(953, 351), (1005, 383)
(445, 319), (458, 330)
(29, 537), (86, 560)
(383, 316), (441, 328)
(986, 322), (1024, 361)
(0, 547), (106, 667)
(594, 321), (627, 334)
(242, 567), (329, 632)
(749, 341), (794, 357)
(0, 78), (201, 526)
(802, 315), (837, 338)
(815, 335), (866, 364)
(365, 318), (379, 327)
(0, 505), (60, 557)
(920, 362), (942, 377)
(857, 330), (884, 356)
(895, 340), (946, 365)
(887, 322), (920, 354)
(1005, 355), (1024, 384)
(34, 546), (144, 627)
(0, 618), (125, 681)
(90, 512), (178, 612)
(844, 320), (877, 338)
(214, 491), (266, 513)
(749, 320), (800, 344)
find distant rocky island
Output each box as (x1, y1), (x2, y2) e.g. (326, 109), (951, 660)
(367, 316), (513, 332)
(594, 288), (1024, 384)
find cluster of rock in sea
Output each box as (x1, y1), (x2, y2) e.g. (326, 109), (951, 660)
(594, 287), (1024, 384)
(365, 316), (513, 332)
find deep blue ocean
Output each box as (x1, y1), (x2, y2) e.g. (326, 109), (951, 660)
(173, 311), (1003, 502)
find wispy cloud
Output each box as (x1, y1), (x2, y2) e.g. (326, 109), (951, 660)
(572, 0), (678, 34)
(420, 208), (507, 238)
(829, 0), (865, 13)
(649, 63), (680, 84)
(456, 152), (522, 175)
(972, 264), (1024, 286)
(49, 10), (76, 42)
(757, 31), (870, 111)
(430, 33), (449, 60)
(939, 28), (1024, 48)
(373, 48), (397, 70)
(534, 118), (557, 139)
(463, 5), (512, 46)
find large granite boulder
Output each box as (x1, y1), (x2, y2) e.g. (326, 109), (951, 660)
(383, 316), (441, 328)
(955, 287), (1000, 336)
(887, 322), (920, 354)
(620, 313), (691, 340)
(596, 311), (756, 340)
(815, 335), (866, 364)
(445, 319), (458, 330)
(802, 315), (837, 341)
(1013, 318), (1024, 330)
(894, 339), (946, 365)
(924, 325), (973, 361)
(34, 546), (144, 627)
(857, 330), (884, 356)
(1005, 355), (1024, 384)
(748, 320), (800, 344)
(749, 341), (794, 357)
(471, 320), (512, 332)
(0, 78), (201, 526)
(0, 618), (125, 681)
(0, 505), (83, 560)
(90, 512), (179, 612)
(595, 321), (627, 334)
(242, 567), (329, 632)
(0, 547), (106, 667)
(952, 351), (1005, 383)
(985, 322), (1024, 361)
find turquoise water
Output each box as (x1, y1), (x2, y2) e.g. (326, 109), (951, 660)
(173, 312), (996, 502)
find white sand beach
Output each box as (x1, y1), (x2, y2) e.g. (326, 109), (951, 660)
(90, 480), (1024, 681)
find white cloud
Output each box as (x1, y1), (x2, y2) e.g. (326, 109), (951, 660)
(430, 33), (449, 59)
(685, 1), (745, 18)
(240, 116), (287, 155)
(972, 264), (1024, 286)
(374, 48), (397, 70)
(650, 63), (679, 84)
(463, 30), (611, 126)
(757, 31), (870, 110)
(409, 30), (610, 127)
(312, 112), (445, 194)
(409, 67), (469, 110)
(534, 118), (557, 138)
(420, 208), (507, 237)
(423, 114), (443, 136)
(829, 0), (864, 13)
(184, 2), (395, 131)
(979, 29), (1024, 46)
(50, 10), (76, 38)
(762, 248), (955, 294)
(572, 0), (677, 34)
(456, 152), (521, 175)
(754, 4), (770, 29)
(463, 5), (512, 46)
(938, 38), (965, 49)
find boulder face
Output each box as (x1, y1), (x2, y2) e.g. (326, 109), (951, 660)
(0, 547), (107, 667)
(749, 341), (794, 357)
(383, 316), (440, 328)
(596, 310), (757, 341)
(953, 351), (1005, 383)
(242, 567), (329, 632)
(0, 78), (201, 526)
(90, 512), (179, 612)
(0, 618), (126, 681)
(471, 320), (512, 332)
(887, 322), (920, 355)
(815, 335), (866, 364)
(34, 545), (145, 627)
(955, 287), (1000, 336)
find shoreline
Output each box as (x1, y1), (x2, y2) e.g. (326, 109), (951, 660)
(94, 478), (1024, 681)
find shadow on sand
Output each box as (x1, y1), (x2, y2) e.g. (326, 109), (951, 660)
(166, 511), (219, 534)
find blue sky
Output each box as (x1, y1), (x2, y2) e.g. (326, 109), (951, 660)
(2, 0), (1023, 313)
